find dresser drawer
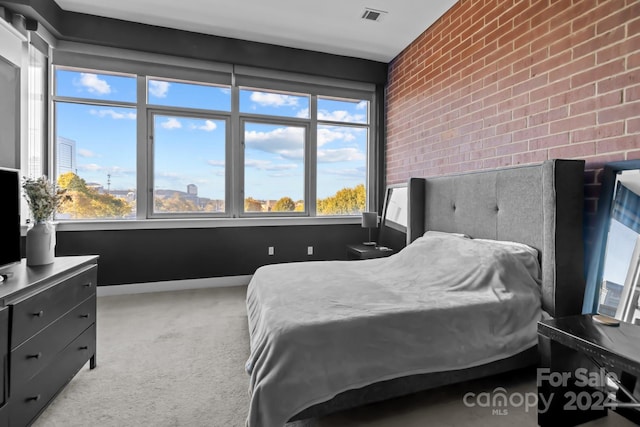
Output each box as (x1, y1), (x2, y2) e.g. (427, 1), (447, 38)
(10, 296), (95, 387)
(10, 265), (96, 349)
(9, 324), (95, 427)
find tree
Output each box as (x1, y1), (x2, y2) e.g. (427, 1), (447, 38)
(244, 197), (263, 212)
(317, 184), (366, 215)
(154, 194), (198, 213)
(57, 172), (133, 219)
(272, 196), (295, 212)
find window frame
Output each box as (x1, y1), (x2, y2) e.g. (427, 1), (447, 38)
(147, 109), (231, 219)
(49, 44), (378, 226)
(240, 117), (310, 217)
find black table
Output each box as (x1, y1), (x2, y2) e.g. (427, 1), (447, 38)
(346, 243), (394, 260)
(537, 314), (640, 426)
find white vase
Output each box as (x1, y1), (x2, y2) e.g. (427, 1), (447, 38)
(26, 222), (56, 266)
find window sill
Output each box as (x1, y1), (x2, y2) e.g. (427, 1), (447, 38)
(22, 216), (361, 233)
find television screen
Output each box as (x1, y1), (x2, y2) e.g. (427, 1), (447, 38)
(0, 168), (21, 273)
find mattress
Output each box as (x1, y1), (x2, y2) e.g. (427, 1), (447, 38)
(245, 232), (542, 427)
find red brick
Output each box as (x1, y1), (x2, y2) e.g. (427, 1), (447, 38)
(571, 123), (625, 143)
(550, 113), (596, 134)
(599, 71), (640, 95)
(597, 136), (640, 153)
(549, 142), (596, 158)
(571, 60), (625, 89)
(513, 150), (548, 165)
(598, 102), (640, 124)
(596, 1), (640, 35)
(529, 133), (571, 151)
(629, 118), (640, 133)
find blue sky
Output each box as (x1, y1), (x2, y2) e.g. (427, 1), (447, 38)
(55, 70), (368, 202)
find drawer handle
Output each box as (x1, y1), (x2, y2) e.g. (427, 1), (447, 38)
(80, 314), (90, 319)
(32, 310), (44, 317)
(84, 281), (93, 288)
(26, 395), (41, 402)
(79, 346), (88, 351)
(27, 352), (42, 359)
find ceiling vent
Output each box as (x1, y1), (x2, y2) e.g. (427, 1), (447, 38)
(361, 8), (387, 22)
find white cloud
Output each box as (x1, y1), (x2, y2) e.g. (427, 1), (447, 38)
(296, 108), (310, 118)
(149, 80), (170, 98)
(244, 127), (304, 159)
(317, 148), (365, 163)
(78, 148), (98, 158)
(321, 166), (366, 178)
(250, 91), (299, 108)
(318, 109), (366, 123)
(89, 109), (136, 120)
(198, 120), (217, 132)
(207, 160), (225, 168)
(161, 118), (182, 129)
(79, 163), (103, 172)
(356, 101), (368, 110)
(77, 164), (134, 176)
(317, 127), (357, 146)
(245, 159), (298, 171)
(78, 73), (111, 95)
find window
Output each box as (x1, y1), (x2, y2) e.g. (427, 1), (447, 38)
(53, 68), (137, 220)
(243, 121), (306, 213)
(148, 78), (231, 111)
(51, 60), (375, 221)
(316, 97), (369, 216)
(152, 114), (227, 215)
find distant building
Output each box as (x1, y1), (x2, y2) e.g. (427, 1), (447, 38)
(187, 184), (197, 195)
(56, 136), (76, 177)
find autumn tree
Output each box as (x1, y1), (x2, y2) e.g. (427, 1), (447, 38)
(154, 193), (198, 213)
(317, 184), (365, 215)
(244, 197), (263, 212)
(57, 172), (132, 219)
(272, 196), (295, 212)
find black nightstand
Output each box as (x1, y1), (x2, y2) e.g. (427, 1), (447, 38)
(346, 244), (394, 260)
(537, 314), (640, 426)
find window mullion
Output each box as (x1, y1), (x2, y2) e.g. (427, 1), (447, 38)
(137, 75), (148, 219)
(308, 95), (317, 216)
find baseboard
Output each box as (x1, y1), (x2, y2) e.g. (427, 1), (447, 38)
(96, 275), (252, 297)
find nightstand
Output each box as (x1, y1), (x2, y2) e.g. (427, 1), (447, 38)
(537, 314), (640, 426)
(346, 244), (394, 260)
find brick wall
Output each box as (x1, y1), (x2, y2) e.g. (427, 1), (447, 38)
(386, 0), (640, 235)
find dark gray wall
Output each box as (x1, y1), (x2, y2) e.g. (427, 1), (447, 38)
(54, 225), (370, 286)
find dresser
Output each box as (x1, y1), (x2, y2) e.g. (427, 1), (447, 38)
(0, 256), (98, 426)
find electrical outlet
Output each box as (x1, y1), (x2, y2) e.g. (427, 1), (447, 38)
(307, 246), (313, 255)
(268, 246), (274, 256)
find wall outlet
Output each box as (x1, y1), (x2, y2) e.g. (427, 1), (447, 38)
(268, 246), (274, 256)
(307, 246), (313, 255)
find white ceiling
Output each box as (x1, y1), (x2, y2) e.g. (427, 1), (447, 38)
(53, 0), (458, 63)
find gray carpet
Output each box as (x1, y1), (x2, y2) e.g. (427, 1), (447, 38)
(33, 286), (635, 427)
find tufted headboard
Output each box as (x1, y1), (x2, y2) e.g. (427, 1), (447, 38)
(406, 159), (585, 318)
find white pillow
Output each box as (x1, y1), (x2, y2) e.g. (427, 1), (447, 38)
(423, 230), (470, 239)
(472, 238), (539, 259)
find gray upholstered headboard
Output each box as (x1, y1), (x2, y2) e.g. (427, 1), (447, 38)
(406, 159), (585, 318)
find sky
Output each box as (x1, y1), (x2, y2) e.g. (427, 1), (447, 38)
(55, 69), (368, 202)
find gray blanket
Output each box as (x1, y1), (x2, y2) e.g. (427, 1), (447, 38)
(245, 232), (542, 427)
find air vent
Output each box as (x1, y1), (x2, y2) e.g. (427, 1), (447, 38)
(361, 8), (387, 22)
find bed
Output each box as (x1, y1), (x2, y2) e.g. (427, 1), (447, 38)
(245, 159), (586, 427)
